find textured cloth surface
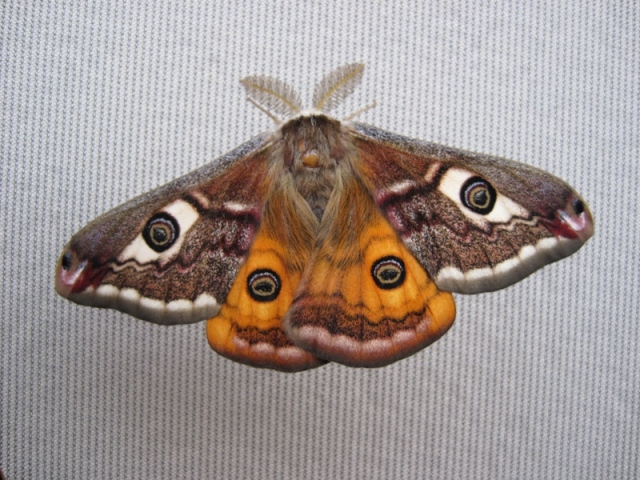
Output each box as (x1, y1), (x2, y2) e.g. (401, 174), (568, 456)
(1, 2), (638, 479)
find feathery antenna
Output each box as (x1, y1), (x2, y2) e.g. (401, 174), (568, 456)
(241, 75), (303, 122)
(312, 63), (365, 113)
(242, 64), (370, 122)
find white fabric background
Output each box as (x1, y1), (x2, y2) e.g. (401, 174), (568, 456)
(1, 2), (638, 479)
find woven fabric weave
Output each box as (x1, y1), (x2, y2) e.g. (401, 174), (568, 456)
(1, 2), (638, 478)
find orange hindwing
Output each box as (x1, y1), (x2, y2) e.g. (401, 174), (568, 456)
(284, 173), (456, 367)
(206, 185), (324, 371)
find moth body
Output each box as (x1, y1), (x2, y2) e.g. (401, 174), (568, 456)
(55, 64), (593, 371)
(278, 114), (345, 221)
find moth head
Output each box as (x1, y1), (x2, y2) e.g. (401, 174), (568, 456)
(280, 115), (344, 171)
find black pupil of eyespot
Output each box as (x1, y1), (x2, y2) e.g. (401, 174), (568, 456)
(254, 280), (274, 294)
(151, 225), (169, 244)
(472, 188), (488, 207)
(380, 268), (399, 281)
(143, 213), (179, 252)
(371, 256), (406, 290)
(573, 198), (585, 214)
(247, 269), (281, 302)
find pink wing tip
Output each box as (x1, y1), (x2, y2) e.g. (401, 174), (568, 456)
(55, 250), (107, 297)
(542, 195), (594, 242)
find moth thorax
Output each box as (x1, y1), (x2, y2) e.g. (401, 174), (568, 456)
(281, 115), (345, 220)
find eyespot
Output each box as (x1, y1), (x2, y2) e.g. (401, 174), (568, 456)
(143, 213), (180, 252)
(460, 176), (497, 214)
(247, 269), (281, 302)
(371, 256), (406, 290)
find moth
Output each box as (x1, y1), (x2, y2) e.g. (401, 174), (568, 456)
(55, 64), (593, 371)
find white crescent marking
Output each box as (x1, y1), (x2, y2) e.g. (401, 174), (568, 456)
(190, 190), (211, 209)
(386, 180), (415, 195)
(423, 161), (442, 184)
(438, 168), (529, 230)
(118, 199), (199, 265)
(223, 201), (254, 214)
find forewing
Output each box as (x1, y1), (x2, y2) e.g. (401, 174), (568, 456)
(350, 123), (594, 293)
(55, 134), (274, 324)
